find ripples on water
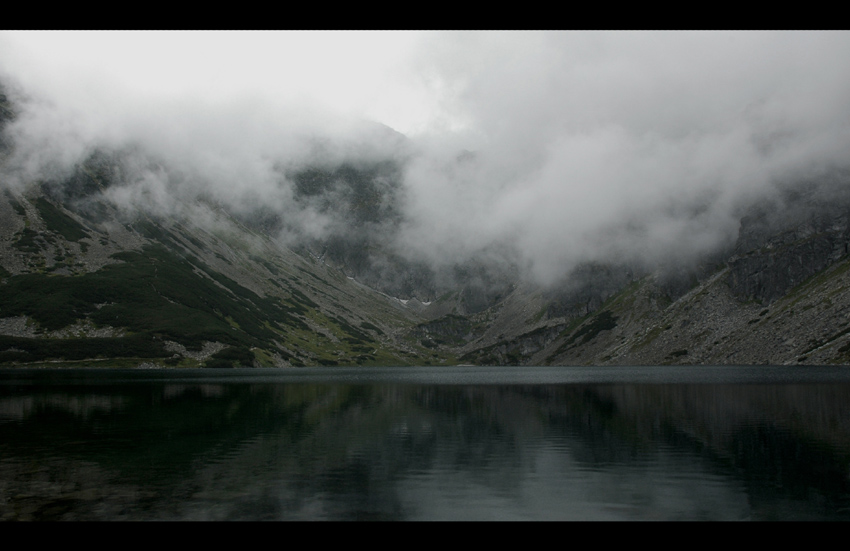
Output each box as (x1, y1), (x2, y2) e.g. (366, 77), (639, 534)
(1, 365), (850, 521)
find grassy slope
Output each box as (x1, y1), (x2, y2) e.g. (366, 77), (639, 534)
(533, 252), (850, 366)
(0, 189), (450, 367)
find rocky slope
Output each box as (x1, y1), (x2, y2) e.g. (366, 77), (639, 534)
(3, 80), (850, 367)
(0, 181), (440, 367)
(450, 180), (850, 367)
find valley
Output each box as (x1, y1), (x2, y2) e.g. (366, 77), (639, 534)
(3, 79), (850, 368)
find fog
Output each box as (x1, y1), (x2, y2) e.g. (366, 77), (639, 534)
(2, 31), (850, 286)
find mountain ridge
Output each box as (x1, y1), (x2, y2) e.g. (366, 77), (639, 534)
(2, 83), (850, 367)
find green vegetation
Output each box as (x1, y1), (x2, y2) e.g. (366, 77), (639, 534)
(0, 244), (333, 365)
(359, 321), (384, 335)
(12, 228), (44, 253)
(780, 255), (850, 311)
(205, 346), (254, 368)
(250, 254), (280, 276)
(601, 278), (644, 311)
(560, 310), (618, 350)
(0, 334), (169, 364)
(132, 219), (184, 250)
(0, 233), (428, 367)
(35, 197), (90, 242)
(5, 191), (26, 217)
(539, 310), (620, 363)
(290, 161), (402, 225)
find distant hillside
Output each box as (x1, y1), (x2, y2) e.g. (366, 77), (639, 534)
(3, 84), (850, 367)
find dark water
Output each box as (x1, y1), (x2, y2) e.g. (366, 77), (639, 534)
(2, 365), (850, 521)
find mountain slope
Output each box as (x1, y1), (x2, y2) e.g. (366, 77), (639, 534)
(6, 155), (850, 368)
(450, 182), (850, 367)
(0, 158), (451, 367)
(3, 80), (850, 367)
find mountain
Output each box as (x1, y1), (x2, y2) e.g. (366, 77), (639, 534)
(3, 82), (850, 367)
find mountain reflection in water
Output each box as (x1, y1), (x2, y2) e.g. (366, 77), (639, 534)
(1, 366), (849, 521)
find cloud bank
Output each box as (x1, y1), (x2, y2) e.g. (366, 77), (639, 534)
(396, 32), (850, 283)
(2, 31), (850, 287)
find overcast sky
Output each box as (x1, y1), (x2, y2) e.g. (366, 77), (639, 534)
(0, 31), (436, 134)
(2, 31), (850, 285)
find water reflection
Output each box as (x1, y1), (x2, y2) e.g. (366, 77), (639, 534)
(1, 370), (849, 520)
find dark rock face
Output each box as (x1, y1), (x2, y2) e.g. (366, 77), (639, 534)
(448, 261), (517, 314)
(512, 324), (565, 358)
(411, 314), (475, 348)
(0, 87), (14, 155)
(495, 326), (565, 364)
(463, 323), (567, 366)
(727, 182), (850, 304)
(545, 263), (636, 319)
(728, 231), (849, 304)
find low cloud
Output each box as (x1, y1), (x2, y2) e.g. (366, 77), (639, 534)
(395, 32), (850, 284)
(2, 32), (850, 288)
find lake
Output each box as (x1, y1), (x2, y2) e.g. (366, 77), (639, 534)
(2, 365), (850, 521)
